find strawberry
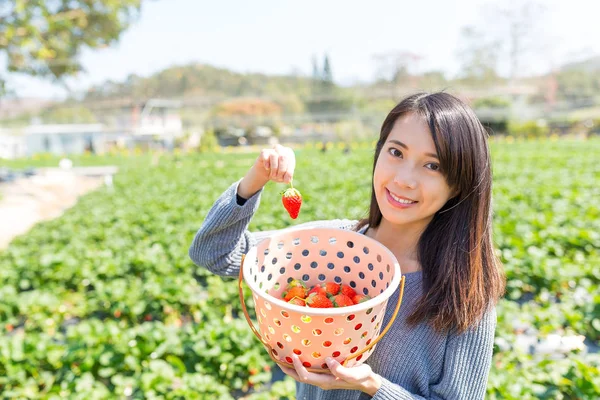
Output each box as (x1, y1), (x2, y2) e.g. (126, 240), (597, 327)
(306, 293), (333, 308)
(283, 286), (307, 302)
(340, 284), (357, 298)
(288, 297), (306, 306)
(332, 294), (354, 308)
(281, 186), (302, 219)
(308, 285), (327, 297)
(352, 294), (371, 304)
(324, 282), (340, 296)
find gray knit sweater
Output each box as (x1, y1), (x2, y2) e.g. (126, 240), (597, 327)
(189, 179), (496, 400)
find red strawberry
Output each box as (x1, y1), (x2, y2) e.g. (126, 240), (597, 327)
(282, 187), (302, 219)
(352, 294), (371, 304)
(324, 282), (340, 296)
(288, 297), (306, 306)
(340, 284), (356, 298)
(306, 293), (333, 308)
(283, 286), (307, 302)
(308, 285), (327, 296)
(332, 294), (354, 308)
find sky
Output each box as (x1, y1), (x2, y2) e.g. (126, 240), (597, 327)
(2, 0), (600, 99)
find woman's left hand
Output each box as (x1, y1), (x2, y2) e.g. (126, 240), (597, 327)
(280, 354), (382, 396)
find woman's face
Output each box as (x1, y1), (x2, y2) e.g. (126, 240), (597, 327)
(373, 112), (455, 230)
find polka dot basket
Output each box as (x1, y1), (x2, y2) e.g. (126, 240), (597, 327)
(239, 227), (405, 374)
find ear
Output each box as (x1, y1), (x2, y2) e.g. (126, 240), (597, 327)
(449, 186), (460, 199)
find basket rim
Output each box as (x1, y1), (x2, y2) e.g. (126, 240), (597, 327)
(242, 226), (402, 316)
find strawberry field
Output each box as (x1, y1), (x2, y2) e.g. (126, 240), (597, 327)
(1, 138), (599, 399)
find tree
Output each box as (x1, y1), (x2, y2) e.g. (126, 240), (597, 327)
(211, 98), (282, 132)
(421, 71), (448, 90)
(40, 105), (97, 123)
(306, 54), (352, 117)
(456, 26), (502, 85)
(491, 0), (546, 82)
(0, 0), (143, 96)
(311, 54), (320, 80)
(322, 54), (333, 86)
(371, 51), (424, 96)
(555, 68), (600, 103)
(461, 0), (547, 83)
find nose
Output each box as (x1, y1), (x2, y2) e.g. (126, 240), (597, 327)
(393, 164), (418, 189)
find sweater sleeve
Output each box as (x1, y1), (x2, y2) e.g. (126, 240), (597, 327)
(188, 179), (358, 279)
(371, 308), (497, 400)
(188, 179), (270, 278)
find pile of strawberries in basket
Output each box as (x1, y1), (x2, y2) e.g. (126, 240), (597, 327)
(281, 279), (371, 308)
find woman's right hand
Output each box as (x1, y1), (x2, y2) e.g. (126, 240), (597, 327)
(237, 144), (296, 199)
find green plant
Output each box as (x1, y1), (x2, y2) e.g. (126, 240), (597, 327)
(508, 120), (550, 138)
(199, 128), (219, 153)
(1, 139), (599, 397)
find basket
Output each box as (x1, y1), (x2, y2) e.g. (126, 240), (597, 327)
(238, 227), (405, 373)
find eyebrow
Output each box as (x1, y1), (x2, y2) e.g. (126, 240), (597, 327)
(387, 139), (439, 160)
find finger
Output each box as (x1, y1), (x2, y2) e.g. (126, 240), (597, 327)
(283, 171), (293, 184)
(260, 150), (271, 171)
(327, 358), (349, 380)
(327, 357), (371, 381)
(284, 153), (295, 183)
(276, 155), (288, 182)
(292, 354), (337, 386)
(292, 354), (315, 383)
(269, 153), (279, 179)
(279, 364), (301, 381)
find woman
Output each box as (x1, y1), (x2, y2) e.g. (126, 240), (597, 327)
(189, 92), (505, 399)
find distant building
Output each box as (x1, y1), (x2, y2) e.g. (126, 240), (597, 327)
(92, 98), (183, 149)
(0, 129), (26, 159)
(130, 99), (183, 137)
(23, 124), (111, 155)
(0, 98), (185, 158)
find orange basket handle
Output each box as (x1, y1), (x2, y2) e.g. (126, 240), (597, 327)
(341, 274), (405, 367)
(239, 253), (269, 345)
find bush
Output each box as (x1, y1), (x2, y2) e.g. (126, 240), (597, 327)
(473, 96), (511, 109)
(508, 120), (550, 138)
(199, 128), (219, 153)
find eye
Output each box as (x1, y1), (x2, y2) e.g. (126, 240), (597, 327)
(388, 147), (403, 158)
(425, 163), (440, 171)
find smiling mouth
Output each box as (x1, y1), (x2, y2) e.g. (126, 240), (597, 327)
(386, 189), (417, 204)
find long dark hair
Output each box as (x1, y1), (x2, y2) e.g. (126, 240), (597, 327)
(355, 92), (505, 333)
